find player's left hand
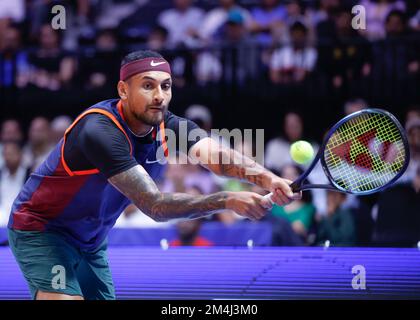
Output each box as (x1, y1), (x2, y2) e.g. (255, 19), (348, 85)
(269, 176), (302, 206)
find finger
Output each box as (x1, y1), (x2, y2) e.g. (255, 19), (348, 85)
(253, 195), (269, 218)
(274, 181), (294, 198)
(290, 191), (302, 200)
(255, 204), (267, 218)
(271, 193), (288, 206)
(260, 194), (274, 209)
(247, 211), (259, 221)
(283, 179), (293, 185)
(244, 205), (259, 220)
(274, 189), (292, 204)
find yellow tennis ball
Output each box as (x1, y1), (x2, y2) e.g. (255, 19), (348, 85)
(290, 140), (314, 164)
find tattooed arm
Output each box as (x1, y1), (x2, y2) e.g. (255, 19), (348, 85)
(189, 137), (301, 206)
(109, 165), (269, 221)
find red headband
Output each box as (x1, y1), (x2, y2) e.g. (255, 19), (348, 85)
(120, 57), (171, 81)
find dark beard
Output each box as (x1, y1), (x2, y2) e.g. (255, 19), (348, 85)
(134, 107), (167, 126)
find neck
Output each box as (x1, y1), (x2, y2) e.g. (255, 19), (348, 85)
(32, 143), (48, 155)
(122, 101), (153, 136)
(7, 166), (19, 175)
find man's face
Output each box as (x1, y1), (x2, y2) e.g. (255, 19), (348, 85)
(1, 120), (22, 142)
(408, 127), (420, 152)
(29, 117), (51, 146)
(3, 28), (20, 52)
(386, 16), (404, 36)
(174, 0), (192, 10)
(284, 113), (303, 141)
(226, 23), (245, 42)
(291, 29), (306, 48)
(3, 143), (22, 171)
(40, 25), (59, 49)
(122, 71), (172, 126)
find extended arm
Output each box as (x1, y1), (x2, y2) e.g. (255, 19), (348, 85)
(109, 165), (269, 221)
(189, 137), (300, 205)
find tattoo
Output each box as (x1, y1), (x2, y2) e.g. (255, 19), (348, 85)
(109, 165), (228, 222)
(151, 192), (228, 222)
(217, 149), (272, 189)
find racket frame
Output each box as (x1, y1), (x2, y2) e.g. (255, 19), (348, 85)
(290, 108), (410, 195)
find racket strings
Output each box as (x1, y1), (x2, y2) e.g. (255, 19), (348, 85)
(324, 113), (407, 192)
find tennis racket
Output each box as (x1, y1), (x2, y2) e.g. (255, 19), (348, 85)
(263, 108), (410, 208)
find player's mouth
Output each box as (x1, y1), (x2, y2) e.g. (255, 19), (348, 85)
(148, 106), (164, 113)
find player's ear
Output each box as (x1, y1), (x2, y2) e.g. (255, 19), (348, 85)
(117, 80), (128, 100)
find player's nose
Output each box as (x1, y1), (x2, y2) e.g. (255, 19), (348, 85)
(153, 87), (164, 104)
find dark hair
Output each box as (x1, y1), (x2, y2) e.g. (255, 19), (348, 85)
(121, 50), (164, 67)
(97, 28), (117, 39)
(385, 9), (407, 25)
(290, 21), (308, 34)
(151, 25), (169, 38)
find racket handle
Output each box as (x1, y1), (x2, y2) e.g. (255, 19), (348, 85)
(261, 192), (274, 210)
(290, 181), (301, 193)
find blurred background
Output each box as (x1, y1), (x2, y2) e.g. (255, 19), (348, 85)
(1, 0), (420, 248)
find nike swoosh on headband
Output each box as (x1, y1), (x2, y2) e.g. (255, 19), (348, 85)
(150, 60), (166, 67)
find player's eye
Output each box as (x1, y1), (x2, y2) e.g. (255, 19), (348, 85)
(143, 82), (153, 90)
(162, 83), (171, 91)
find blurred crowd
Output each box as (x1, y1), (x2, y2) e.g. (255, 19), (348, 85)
(1, 0), (420, 247)
(0, 0), (419, 94)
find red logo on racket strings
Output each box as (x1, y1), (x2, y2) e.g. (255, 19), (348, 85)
(331, 129), (396, 171)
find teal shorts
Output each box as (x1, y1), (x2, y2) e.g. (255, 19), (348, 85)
(8, 229), (116, 300)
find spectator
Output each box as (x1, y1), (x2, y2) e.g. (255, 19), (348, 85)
(170, 186), (214, 247)
(26, 24), (76, 91)
(265, 111), (317, 171)
(317, 9), (372, 92)
(400, 117), (420, 183)
(316, 190), (357, 246)
(0, 0), (25, 43)
(78, 28), (120, 93)
(0, 25), (29, 89)
(199, 0), (252, 43)
(51, 115), (72, 144)
(147, 25), (169, 51)
(185, 104), (213, 133)
(279, 0), (316, 42)
(158, 0), (204, 48)
(170, 218), (213, 247)
(408, 0), (420, 32)
(343, 98), (369, 115)
(22, 117), (53, 171)
(360, 0), (406, 40)
(371, 10), (419, 103)
(147, 25), (194, 88)
(270, 165), (315, 242)
(220, 10), (259, 85)
(385, 9), (409, 38)
(310, 0), (340, 27)
(194, 50), (223, 85)
(0, 119), (23, 168)
(371, 165), (420, 247)
(405, 105), (420, 122)
(0, 141), (29, 226)
(269, 21), (317, 84)
(197, 9), (258, 86)
(249, 0), (287, 46)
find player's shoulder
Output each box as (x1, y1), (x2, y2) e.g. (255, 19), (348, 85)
(79, 99), (120, 126)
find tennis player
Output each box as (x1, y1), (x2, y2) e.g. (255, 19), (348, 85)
(8, 50), (300, 300)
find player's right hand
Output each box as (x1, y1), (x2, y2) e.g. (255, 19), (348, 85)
(226, 192), (271, 221)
